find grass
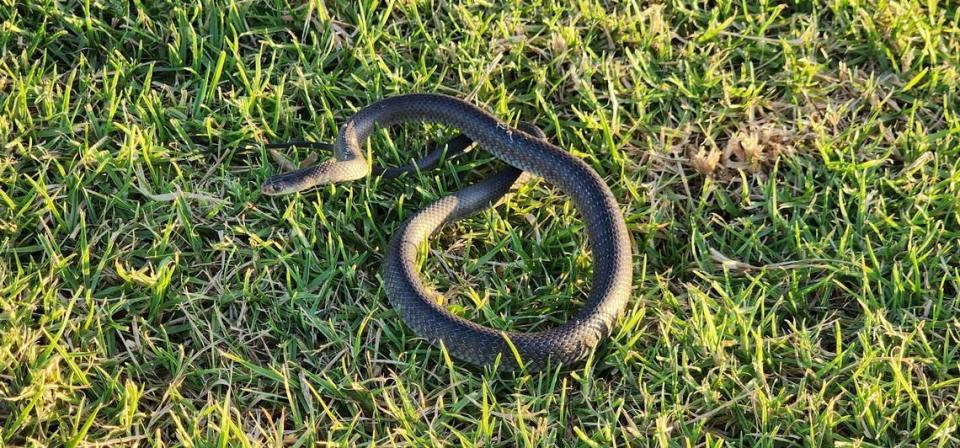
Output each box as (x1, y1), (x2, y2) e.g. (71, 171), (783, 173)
(1, 0), (959, 445)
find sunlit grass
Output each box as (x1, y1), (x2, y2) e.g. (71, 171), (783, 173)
(1, 0), (959, 446)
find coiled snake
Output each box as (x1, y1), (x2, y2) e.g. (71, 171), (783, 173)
(261, 94), (632, 371)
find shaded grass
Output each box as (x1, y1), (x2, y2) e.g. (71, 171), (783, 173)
(1, 0), (959, 446)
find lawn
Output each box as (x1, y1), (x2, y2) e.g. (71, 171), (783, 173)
(2, 0), (959, 446)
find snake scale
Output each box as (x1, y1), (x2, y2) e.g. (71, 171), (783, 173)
(261, 94), (632, 371)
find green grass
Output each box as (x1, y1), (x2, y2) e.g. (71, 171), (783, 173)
(2, 0), (959, 445)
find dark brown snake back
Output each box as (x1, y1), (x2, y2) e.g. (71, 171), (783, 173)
(262, 94), (632, 371)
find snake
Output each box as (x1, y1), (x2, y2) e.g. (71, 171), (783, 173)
(261, 93), (632, 371)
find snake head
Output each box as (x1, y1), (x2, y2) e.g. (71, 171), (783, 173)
(260, 159), (364, 196)
(260, 180), (284, 196)
(260, 171), (303, 196)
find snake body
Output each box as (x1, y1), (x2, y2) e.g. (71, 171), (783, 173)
(261, 94), (632, 371)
